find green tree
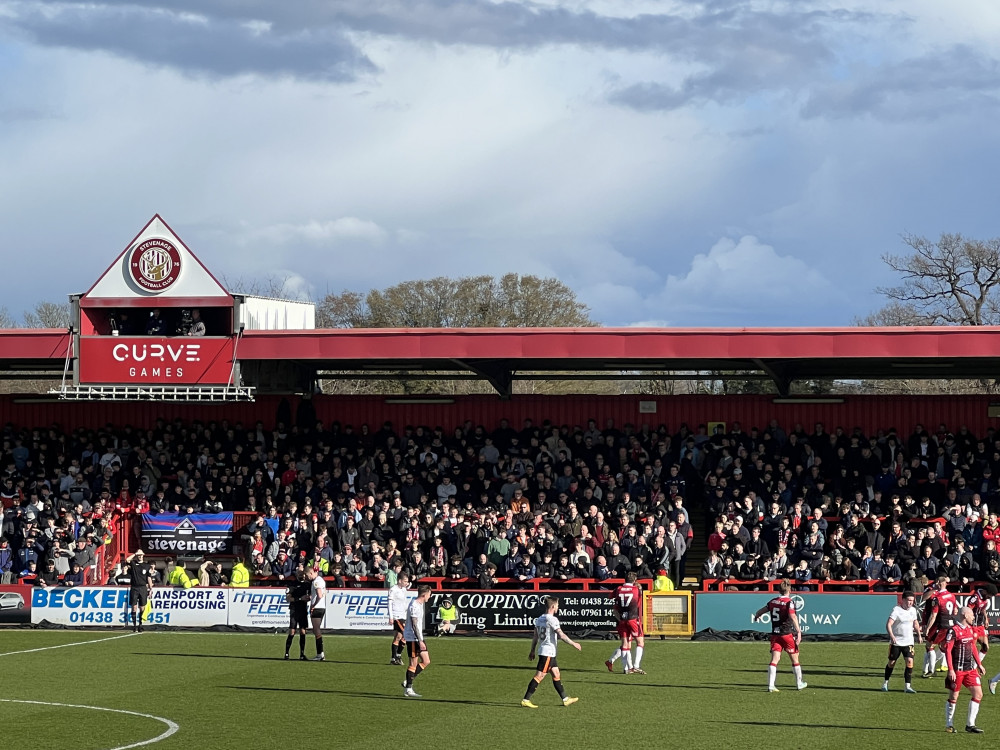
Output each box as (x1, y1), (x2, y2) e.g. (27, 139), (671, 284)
(317, 273), (595, 328)
(316, 274), (596, 395)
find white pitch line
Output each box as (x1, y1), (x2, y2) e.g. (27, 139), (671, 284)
(0, 699), (179, 750)
(0, 632), (137, 657)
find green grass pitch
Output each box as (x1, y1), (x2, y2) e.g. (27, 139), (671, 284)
(0, 631), (995, 749)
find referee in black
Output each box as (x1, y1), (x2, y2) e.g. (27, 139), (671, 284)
(125, 550), (153, 633)
(285, 564), (311, 660)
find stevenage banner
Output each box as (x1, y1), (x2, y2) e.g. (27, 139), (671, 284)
(141, 513), (233, 555)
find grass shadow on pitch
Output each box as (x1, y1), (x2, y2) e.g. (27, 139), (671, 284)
(448, 662), (605, 673)
(223, 685), (517, 708)
(143, 652), (379, 665)
(713, 720), (938, 733)
(568, 680), (761, 693)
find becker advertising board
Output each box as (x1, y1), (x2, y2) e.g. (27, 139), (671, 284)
(31, 586), (227, 627)
(78, 337), (235, 385)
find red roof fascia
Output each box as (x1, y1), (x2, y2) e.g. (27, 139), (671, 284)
(237, 326), (1000, 361)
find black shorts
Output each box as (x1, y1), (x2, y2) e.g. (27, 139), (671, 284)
(406, 641), (427, 659)
(310, 608), (326, 620)
(888, 644), (915, 662)
(392, 619), (405, 635)
(535, 655), (558, 674)
(290, 604), (309, 630)
(129, 588), (149, 607)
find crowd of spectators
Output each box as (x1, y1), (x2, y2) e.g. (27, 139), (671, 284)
(700, 421), (1000, 592)
(2, 415), (999, 593)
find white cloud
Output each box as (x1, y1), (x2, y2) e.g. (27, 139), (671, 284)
(655, 236), (830, 312)
(248, 218), (389, 245)
(1, 1), (999, 333)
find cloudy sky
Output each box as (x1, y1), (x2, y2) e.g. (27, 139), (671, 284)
(1, 0), (998, 327)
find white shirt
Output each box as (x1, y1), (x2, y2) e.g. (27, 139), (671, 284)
(388, 585), (410, 620)
(535, 613), (561, 657)
(310, 576), (327, 609)
(403, 598), (424, 642)
(889, 605), (918, 646)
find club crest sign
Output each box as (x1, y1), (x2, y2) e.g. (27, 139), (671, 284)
(129, 238), (182, 292)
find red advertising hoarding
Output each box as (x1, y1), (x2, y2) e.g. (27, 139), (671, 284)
(78, 336), (235, 385)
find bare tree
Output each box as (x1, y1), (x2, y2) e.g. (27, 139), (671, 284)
(874, 233), (1000, 326)
(221, 273), (305, 300)
(0, 307), (14, 328)
(22, 301), (71, 329)
(859, 232), (1000, 394)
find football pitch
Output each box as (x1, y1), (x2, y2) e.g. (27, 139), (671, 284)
(0, 631), (995, 750)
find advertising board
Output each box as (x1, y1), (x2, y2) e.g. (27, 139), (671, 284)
(426, 590), (617, 633)
(694, 592), (899, 635)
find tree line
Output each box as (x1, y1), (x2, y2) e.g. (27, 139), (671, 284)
(3, 235), (998, 395)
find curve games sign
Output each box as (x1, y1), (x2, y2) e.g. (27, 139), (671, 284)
(78, 336), (236, 384)
(129, 238), (182, 292)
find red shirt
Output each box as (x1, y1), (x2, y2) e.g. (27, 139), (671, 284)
(767, 596), (796, 635)
(928, 590), (959, 630)
(614, 583), (641, 621)
(945, 624), (979, 672)
(971, 594), (990, 628)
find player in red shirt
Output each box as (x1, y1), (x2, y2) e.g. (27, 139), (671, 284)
(921, 575), (958, 677)
(943, 606), (986, 733)
(605, 572), (646, 675)
(752, 579), (806, 692)
(969, 584), (993, 658)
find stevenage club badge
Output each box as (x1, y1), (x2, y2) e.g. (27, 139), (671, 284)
(129, 238), (182, 292)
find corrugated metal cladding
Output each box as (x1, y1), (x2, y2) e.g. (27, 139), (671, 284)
(1, 394), (999, 435)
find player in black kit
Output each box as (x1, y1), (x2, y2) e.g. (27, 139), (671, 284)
(285, 564), (310, 661)
(125, 550), (153, 633)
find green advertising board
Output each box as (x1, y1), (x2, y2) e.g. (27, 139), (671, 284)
(695, 592), (900, 635)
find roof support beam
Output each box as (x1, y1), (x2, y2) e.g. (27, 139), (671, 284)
(753, 359), (792, 396)
(453, 360), (514, 400)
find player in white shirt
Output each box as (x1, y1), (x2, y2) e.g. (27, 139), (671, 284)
(307, 566), (327, 661)
(521, 596), (582, 708)
(883, 591), (922, 693)
(402, 585), (432, 698)
(388, 572), (411, 666)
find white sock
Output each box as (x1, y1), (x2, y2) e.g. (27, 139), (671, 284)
(928, 651), (937, 673)
(923, 652), (930, 673)
(969, 700), (980, 727)
(767, 664), (777, 689)
(883, 680), (889, 689)
(623, 651), (633, 671)
(609, 648), (621, 664)
(793, 665), (803, 684)
(634, 646), (644, 669)
(946, 699), (956, 727)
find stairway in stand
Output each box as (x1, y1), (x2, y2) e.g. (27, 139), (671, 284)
(682, 515), (708, 588)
